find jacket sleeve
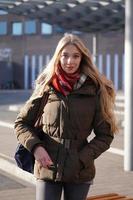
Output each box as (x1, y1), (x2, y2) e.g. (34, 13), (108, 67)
(79, 93), (114, 167)
(14, 95), (44, 153)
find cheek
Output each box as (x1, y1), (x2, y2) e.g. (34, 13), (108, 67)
(60, 58), (65, 66)
(77, 59), (81, 66)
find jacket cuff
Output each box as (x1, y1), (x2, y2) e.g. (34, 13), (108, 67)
(25, 137), (44, 153)
(31, 143), (45, 154)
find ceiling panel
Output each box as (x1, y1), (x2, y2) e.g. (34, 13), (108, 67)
(0, 0), (125, 33)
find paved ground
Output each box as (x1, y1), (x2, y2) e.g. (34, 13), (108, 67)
(0, 90), (133, 200)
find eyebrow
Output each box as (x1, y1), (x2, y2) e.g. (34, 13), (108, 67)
(61, 52), (81, 55)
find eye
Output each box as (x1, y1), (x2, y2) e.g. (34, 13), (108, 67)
(61, 54), (68, 58)
(73, 55), (81, 59)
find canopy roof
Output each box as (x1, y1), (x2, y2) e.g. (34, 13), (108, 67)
(0, 0), (125, 33)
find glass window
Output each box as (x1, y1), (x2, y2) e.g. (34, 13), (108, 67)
(24, 20), (36, 34)
(72, 30), (82, 35)
(54, 25), (65, 33)
(0, 10), (8, 15)
(12, 22), (22, 35)
(41, 22), (52, 35)
(0, 21), (7, 35)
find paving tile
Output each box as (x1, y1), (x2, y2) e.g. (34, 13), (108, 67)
(0, 172), (25, 191)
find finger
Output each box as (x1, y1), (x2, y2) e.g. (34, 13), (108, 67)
(37, 157), (46, 167)
(46, 158), (53, 166)
(44, 159), (52, 166)
(38, 156), (53, 168)
(40, 159), (48, 168)
(43, 154), (53, 164)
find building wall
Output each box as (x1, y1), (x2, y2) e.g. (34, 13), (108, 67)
(0, 14), (124, 89)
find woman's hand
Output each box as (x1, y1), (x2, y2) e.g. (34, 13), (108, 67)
(34, 146), (53, 168)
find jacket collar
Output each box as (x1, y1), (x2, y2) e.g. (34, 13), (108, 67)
(50, 77), (98, 96)
(70, 77), (98, 96)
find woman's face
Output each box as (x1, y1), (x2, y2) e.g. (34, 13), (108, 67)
(59, 44), (82, 74)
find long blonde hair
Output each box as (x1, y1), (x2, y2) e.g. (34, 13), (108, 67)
(34, 33), (118, 133)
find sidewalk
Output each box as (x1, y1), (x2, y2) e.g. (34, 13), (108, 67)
(1, 90), (133, 199)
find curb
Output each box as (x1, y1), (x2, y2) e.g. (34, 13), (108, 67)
(8, 104), (23, 112)
(0, 153), (36, 185)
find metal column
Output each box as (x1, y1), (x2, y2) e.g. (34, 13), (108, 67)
(124, 0), (133, 171)
(92, 34), (97, 63)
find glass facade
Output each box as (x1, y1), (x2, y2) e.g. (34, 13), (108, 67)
(24, 20), (36, 34)
(0, 10), (8, 15)
(0, 21), (7, 35)
(41, 22), (52, 35)
(12, 22), (22, 35)
(54, 25), (65, 33)
(1, 20), (65, 36)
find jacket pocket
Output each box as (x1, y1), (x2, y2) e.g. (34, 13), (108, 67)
(78, 158), (95, 182)
(62, 150), (80, 182)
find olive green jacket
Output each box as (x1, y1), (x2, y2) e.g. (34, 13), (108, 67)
(14, 77), (114, 183)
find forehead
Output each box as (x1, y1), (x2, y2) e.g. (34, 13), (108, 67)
(61, 44), (81, 54)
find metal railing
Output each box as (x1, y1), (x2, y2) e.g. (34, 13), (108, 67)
(24, 54), (125, 90)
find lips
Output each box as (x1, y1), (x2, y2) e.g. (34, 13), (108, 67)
(66, 67), (74, 71)
(66, 65), (75, 69)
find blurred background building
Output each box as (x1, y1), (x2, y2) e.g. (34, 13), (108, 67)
(0, 0), (124, 90)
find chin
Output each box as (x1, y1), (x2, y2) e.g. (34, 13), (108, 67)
(66, 71), (75, 74)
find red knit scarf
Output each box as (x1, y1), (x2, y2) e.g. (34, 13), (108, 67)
(52, 65), (80, 96)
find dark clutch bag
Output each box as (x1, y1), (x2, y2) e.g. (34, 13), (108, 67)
(14, 92), (49, 173)
(14, 143), (34, 173)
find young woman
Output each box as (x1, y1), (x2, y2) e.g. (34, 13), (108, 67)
(14, 33), (118, 200)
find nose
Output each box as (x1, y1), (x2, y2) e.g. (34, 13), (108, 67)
(67, 56), (74, 64)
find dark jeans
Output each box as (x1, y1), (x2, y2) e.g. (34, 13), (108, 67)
(36, 180), (91, 200)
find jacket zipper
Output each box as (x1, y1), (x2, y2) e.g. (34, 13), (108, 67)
(65, 95), (70, 119)
(55, 94), (70, 181)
